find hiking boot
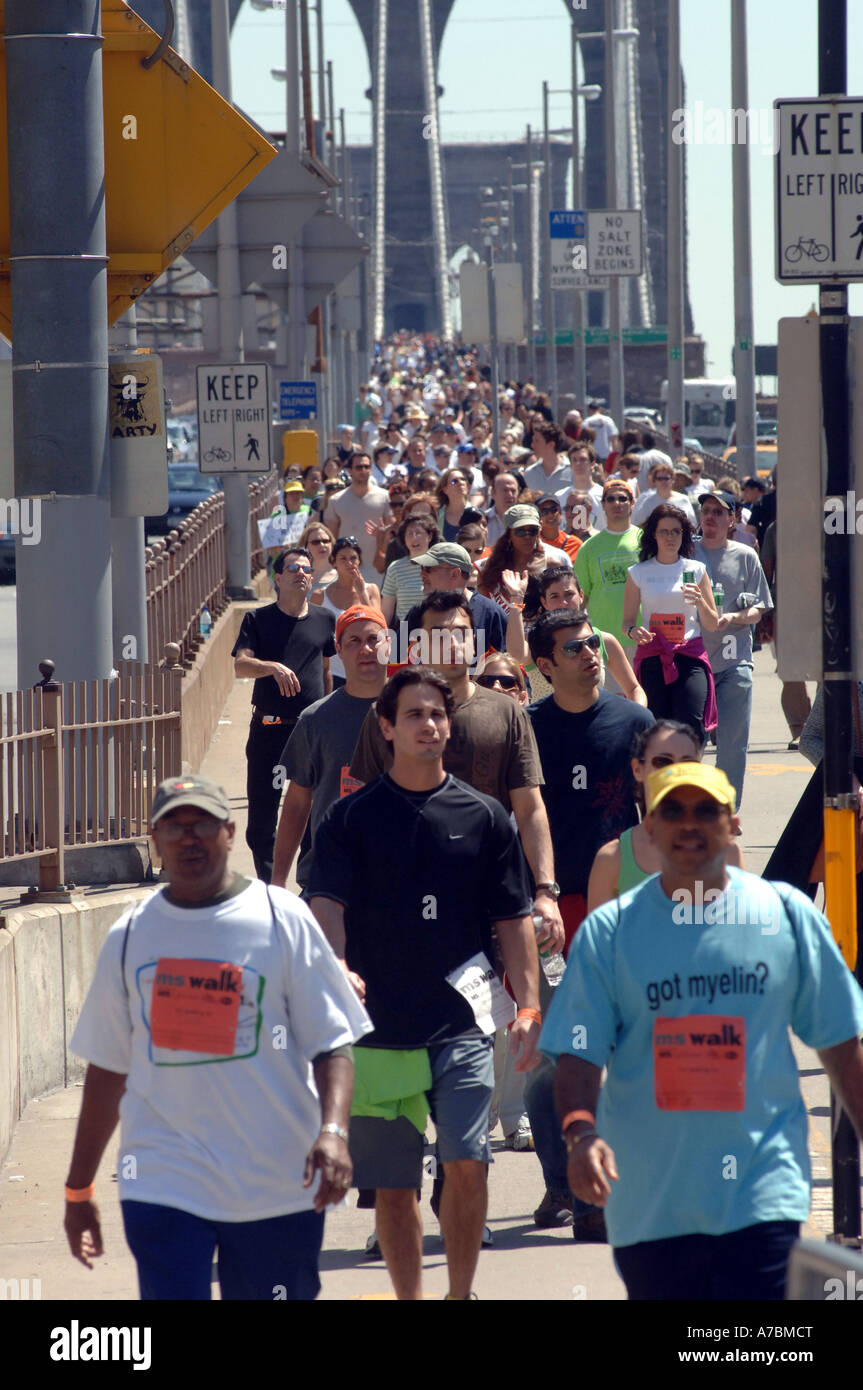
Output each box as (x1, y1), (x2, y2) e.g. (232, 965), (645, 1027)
(572, 1208), (608, 1243)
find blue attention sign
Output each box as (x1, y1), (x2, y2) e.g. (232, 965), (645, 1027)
(278, 380), (317, 421)
(549, 209), (585, 239)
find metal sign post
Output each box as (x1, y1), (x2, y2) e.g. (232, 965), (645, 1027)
(776, 0), (860, 1243)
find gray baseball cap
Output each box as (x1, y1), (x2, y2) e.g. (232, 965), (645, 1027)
(150, 775), (231, 825)
(503, 503), (541, 530)
(411, 542), (473, 575)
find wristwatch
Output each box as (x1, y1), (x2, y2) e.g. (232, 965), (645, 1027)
(320, 1123), (349, 1143)
(535, 881), (561, 900)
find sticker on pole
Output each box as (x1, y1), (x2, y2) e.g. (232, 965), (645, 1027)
(775, 97), (863, 283)
(196, 364), (272, 474)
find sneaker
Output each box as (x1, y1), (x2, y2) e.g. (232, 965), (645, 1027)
(481, 1225), (494, 1247)
(503, 1115), (535, 1152)
(572, 1208), (608, 1244)
(444, 1291), (479, 1299)
(363, 1230), (383, 1260)
(787, 739), (799, 751)
(533, 1189), (574, 1228)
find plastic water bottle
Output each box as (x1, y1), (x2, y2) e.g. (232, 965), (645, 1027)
(199, 604), (212, 639)
(713, 583), (724, 613)
(533, 911), (565, 985)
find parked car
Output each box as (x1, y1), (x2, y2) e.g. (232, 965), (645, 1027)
(146, 465), (222, 535)
(721, 443), (777, 479)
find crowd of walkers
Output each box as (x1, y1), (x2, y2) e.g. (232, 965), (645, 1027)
(63, 334), (863, 1303)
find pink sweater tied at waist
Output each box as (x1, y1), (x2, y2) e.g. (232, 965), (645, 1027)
(632, 631), (718, 732)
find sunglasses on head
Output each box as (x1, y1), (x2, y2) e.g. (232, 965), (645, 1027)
(561, 633), (601, 657)
(656, 797), (724, 823)
(476, 672), (520, 691)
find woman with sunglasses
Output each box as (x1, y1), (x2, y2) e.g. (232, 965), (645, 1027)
(631, 460), (696, 529)
(380, 513), (441, 624)
(505, 565), (645, 705)
(477, 503), (570, 615)
(587, 720), (744, 910)
(475, 652), (529, 706)
(311, 537), (382, 688)
(298, 520), (338, 593)
(434, 466), (472, 541)
(622, 504), (719, 741)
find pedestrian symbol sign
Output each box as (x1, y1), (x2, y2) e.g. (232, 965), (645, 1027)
(775, 97), (863, 282)
(196, 365), (272, 475)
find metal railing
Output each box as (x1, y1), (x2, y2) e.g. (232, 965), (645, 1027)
(146, 494), (228, 668)
(0, 652), (182, 892)
(249, 472), (283, 576)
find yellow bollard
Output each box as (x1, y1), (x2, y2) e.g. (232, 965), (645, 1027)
(823, 806), (858, 969)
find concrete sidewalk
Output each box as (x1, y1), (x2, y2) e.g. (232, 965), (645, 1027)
(0, 649), (847, 1301)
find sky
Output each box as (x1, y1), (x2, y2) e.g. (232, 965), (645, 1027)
(230, 0), (863, 375)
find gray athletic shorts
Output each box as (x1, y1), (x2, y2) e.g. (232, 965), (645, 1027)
(350, 1034), (495, 1191)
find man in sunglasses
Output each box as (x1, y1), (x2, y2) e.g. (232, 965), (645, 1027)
(64, 774), (372, 1299)
(542, 760), (863, 1301)
(233, 548), (336, 882)
(524, 608), (653, 1235)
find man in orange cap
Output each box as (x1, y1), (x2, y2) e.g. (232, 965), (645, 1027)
(271, 605), (388, 892)
(542, 761), (863, 1301)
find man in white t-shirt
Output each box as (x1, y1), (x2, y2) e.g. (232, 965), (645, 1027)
(325, 453), (393, 582)
(64, 775), (372, 1301)
(583, 403), (619, 463)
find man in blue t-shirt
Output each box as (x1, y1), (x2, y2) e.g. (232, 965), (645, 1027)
(541, 761), (863, 1300)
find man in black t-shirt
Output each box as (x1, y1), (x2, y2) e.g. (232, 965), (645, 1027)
(308, 668), (540, 1302)
(525, 607), (653, 1237)
(232, 547), (335, 882)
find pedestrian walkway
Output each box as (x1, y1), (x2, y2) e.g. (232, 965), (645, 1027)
(0, 648), (846, 1301)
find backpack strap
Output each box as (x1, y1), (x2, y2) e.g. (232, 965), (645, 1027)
(119, 897), (150, 1001)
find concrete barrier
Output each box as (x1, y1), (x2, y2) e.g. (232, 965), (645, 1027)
(0, 890), (153, 1164)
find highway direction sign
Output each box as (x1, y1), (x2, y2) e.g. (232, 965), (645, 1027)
(775, 97), (863, 282)
(197, 364), (272, 474)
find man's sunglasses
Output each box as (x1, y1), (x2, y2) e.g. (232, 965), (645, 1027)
(282, 562), (311, 574)
(476, 673), (520, 691)
(560, 633), (601, 657)
(538, 504), (560, 515)
(656, 798), (724, 823)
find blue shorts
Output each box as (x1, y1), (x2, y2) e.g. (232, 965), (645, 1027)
(121, 1200), (325, 1301)
(350, 1033), (494, 1190)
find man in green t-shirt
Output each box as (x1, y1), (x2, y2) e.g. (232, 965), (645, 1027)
(574, 482), (642, 691)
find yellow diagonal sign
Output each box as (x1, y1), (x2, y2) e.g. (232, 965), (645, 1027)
(0, 0), (276, 338)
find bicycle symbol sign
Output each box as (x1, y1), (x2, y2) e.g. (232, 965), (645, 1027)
(784, 236), (829, 264)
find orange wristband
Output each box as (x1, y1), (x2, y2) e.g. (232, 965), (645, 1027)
(64, 1184), (95, 1203)
(516, 1008), (542, 1023)
(561, 1109), (595, 1134)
